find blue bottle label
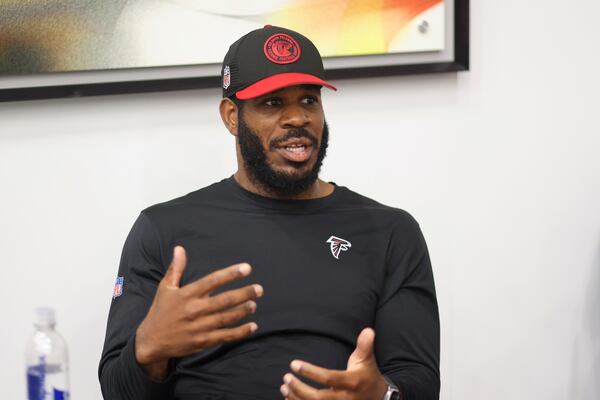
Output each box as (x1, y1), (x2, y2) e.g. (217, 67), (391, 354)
(27, 363), (69, 400)
(27, 365), (45, 400)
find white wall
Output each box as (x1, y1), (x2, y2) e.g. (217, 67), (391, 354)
(1, 1), (599, 399)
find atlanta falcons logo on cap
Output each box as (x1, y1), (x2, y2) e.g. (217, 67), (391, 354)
(264, 33), (301, 64)
(326, 236), (352, 259)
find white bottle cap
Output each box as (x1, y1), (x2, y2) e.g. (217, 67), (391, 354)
(34, 307), (56, 327)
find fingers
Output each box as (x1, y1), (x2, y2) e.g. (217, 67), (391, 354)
(352, 327), (376, 362)
(282, 373), (339, 399)
(192, 322), (258, 350)
(347, 327), (379, 372)
(356, 327), (375, 353)
(199, 283), (263, 315)
(182, 262), (255, 297)
(163, 246), (187, 288)
(288, 360), (353, 390)
(181, 284), (262, 324)
(191, 300), (257, 331)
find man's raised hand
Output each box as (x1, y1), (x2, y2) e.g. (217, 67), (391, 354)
(135, 245), (263, 380)
(280, 327), (388, 399)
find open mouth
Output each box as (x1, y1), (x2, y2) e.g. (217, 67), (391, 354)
(274, 140), (314, 163)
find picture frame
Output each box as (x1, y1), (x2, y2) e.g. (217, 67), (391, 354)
(0, 0), (468, 103)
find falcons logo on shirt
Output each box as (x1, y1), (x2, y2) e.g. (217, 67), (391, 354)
(326, 236), (352, 259)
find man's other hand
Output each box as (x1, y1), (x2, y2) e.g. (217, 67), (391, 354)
(135, 245), (263, 381)
(280, 327), (388, 400)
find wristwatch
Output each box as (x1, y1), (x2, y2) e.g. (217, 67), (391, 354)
(383, 375), (402, 400)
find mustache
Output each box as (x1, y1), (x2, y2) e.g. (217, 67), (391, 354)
(269, 129), (318, 150)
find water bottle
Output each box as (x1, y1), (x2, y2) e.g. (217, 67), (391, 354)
(26, 307), (70, 400)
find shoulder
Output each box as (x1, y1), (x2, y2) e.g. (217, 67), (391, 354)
(140, 178), (230, 223)
(336, 185), (421, 231)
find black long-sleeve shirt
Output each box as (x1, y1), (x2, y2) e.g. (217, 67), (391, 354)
(99, 176), (440, 399)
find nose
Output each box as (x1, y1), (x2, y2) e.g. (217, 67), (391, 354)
(280, 103), (310, 129)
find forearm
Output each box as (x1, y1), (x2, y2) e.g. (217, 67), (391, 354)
(99, 336), (173, 400)
(376, 217), (440, 400)
(135, 326), (170, 382)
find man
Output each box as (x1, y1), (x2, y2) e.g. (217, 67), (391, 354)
(99, 25), (440, 400)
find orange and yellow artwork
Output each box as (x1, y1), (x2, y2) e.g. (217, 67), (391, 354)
(0, 0), (445, 75)
(269, 0), (444, 57)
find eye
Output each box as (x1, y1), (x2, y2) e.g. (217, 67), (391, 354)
(264, 97), (282, 107)
(301, 96), (319, 105)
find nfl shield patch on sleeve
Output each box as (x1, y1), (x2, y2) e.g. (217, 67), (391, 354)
(112, 276), (124, 299)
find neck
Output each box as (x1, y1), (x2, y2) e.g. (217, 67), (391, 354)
(233, 168), (334, 200)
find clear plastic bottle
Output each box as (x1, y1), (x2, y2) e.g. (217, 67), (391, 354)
(25, 307), (70, 400)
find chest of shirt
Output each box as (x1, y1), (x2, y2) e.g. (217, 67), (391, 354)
(172, 211), (390, 333)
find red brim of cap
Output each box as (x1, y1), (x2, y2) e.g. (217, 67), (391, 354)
(235, 72), (337, 100)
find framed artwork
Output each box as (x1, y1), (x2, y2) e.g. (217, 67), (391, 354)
(0, 0), (469, 102)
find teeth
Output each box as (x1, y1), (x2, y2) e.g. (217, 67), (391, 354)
(285, 145), (306, 153)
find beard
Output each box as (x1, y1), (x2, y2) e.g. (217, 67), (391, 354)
(237, 115), (329, 197)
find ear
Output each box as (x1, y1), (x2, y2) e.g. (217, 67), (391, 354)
(219, 98), (239, 136)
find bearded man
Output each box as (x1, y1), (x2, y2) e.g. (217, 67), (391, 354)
(100, 25), (440, 400)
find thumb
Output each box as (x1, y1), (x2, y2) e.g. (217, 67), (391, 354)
(164, 245), (187, 288)
(347, 327), (376, 369)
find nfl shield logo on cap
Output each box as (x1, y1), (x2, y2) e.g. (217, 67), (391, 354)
(223, 65), (231, 89)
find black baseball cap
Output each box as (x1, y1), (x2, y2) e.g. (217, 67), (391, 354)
(221, 25), (337, 100)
